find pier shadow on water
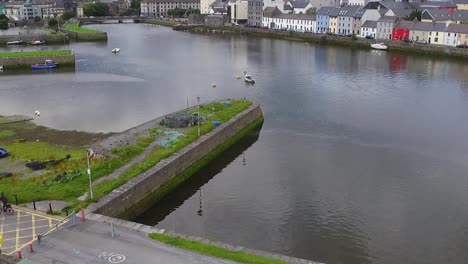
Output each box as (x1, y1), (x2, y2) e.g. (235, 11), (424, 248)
(131, 124), (262, 226)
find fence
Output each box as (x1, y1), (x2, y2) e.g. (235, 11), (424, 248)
(37, 211), (77, 245)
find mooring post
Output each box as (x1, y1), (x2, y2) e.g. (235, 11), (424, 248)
(15, 195), (18, 206)
(33, 200), (36, 210)
(48, 203), (53, 214)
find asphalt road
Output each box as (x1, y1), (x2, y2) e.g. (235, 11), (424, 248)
(20, 220), (236, 264)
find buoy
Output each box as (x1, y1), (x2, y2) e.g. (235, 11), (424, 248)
(212, 84), (216, 88)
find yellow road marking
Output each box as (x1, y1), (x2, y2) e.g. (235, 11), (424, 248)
(32, 214), (36, 241)
(48, 218), (52, 228)
(14, 208), (63, 221)
(2, 225), (51, 234)
(1, 218), (48, 227)
(15, 210), (20, 251)
(4, 234), (39, 242)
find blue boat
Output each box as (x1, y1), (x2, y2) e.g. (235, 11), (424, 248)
(31, 60), (58, 70)
(0, 147), (9, 158)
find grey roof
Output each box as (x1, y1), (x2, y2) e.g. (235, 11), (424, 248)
(410, 1), (456, 11)
(362, 1), (415, 18)
(336, 5), (360, 17)
(389, 8), (414, 18)
(446, 23), (468, 34)
(353, 8), (366, 18)
(316, 6), (335, 16)
(394, 20), (416, 29)
(210, 0), (229, 8)
(452, 0), (468, 4)
(378, 16), (397, 23)
(330, 6), (342, 16)
(263, 6), (278, 13)
(411, 21), (446, 32)
(361, 20), (377, 28)
(290, 0), (310, 9)
(422, 9), (468, 21)
(284, 4), (293, 10)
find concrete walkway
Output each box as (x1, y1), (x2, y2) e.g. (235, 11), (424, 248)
(20, 219), (236, 264)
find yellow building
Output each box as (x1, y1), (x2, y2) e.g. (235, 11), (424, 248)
(453, 0), (468, 10)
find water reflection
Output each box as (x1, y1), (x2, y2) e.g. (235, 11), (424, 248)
(132, 124), (262, 225)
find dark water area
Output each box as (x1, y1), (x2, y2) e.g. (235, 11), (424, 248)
(1, 24), (468, 264)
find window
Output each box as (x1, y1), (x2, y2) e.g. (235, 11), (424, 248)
(448, 33), (450, 36)
(435, 37), (438, 42)
(436, 32), (438, 36)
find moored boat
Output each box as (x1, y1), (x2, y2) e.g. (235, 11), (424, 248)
(7, 40), (23, 45)
(244, 71), (255, 84)
(112, 48), (120, 54)
(31, 60), (58, 70)
(30, 40), (46, 45)
(370, 43), (388, 50)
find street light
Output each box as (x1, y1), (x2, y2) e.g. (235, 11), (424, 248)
(86, 150), (94, 200)
(196, 96), (200, 137)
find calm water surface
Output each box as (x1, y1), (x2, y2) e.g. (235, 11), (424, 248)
(1, 24), (468, 264)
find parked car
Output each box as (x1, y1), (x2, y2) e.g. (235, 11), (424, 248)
(0, 147), (9, 158)
(415, 40), (427, 45)
(403, 38), (413, 43)
(365, 35), (374, 39)
(456, 44), (468, 49)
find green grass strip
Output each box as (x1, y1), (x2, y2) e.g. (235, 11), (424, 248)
(63, 20), (104, 34)
(149, 233), (286, 264)
(0, 50), (71, 58)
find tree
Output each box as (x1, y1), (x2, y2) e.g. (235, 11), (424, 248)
(48, 17), (58, 29)
(407, 10), (422, 21)
(0, 19), (8, 31)
(0, 14), (8, 21)
(34, 16), (42, 22)
(62, 11), (75, 21)
(83, 3), (110, 17)
(306, 7), (317, 15)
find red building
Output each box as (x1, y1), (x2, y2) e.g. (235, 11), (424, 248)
(392, 20), (415, 41)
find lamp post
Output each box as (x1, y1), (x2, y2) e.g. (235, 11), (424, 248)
(86, 150), (94, 200)
(196, 96), (200, 137)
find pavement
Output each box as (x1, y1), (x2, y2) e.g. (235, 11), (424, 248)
(0, 206), (63, 255)
(19, 218), (236, 264)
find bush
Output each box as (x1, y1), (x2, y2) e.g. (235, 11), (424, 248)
(48, 17), (58, 29)
(62, 11), (75, 21)
(34, 16), (42, 22)
(84, 3), (110, 17)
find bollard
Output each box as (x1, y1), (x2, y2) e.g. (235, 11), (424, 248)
(15, 195), (18, 206)
(29, 243), (33, 253)
(81, 208), (85, 222)
(18, 250), (22, 259)
(33, 200), (36, 210)
(48, 203), (53, 214)
(65, 208), (69, 216)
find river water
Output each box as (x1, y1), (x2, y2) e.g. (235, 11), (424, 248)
(1, 24), (468, 264)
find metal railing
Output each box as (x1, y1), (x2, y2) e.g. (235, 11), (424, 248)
(37, 211), (76, 245)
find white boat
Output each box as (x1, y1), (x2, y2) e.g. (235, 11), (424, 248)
(370, 43), (388, 50)
(112, 48), (120, 54)
(7, 40), (23, 45)
(244, 71), (255, 84)
(30, 40), (46, 45)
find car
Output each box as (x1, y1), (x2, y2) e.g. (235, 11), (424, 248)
(456, 44), (468, 49)
(0, 148), (9, 158)
(365, 35), (375, 39)
(415, 40), (427, 45)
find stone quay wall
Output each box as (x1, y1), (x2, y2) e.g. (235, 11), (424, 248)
(0, 34), (68, 46)
(60, 29), (108, 41)
(89, 102), (263, 217)
(0, 54), (75, 69)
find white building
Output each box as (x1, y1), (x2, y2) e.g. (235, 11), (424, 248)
(444, 24), (460, 47)
(263, 0), (286, 13)
(247, 0), (263, 27)
(360, 20), (376, 38)
(286, 0), (313, 14)
(201, 0), (217, 14)
(262, 13), (316, 32)
(228, 0), (248, 24)
(376, 16), (396, 40)
(140, 0), (200, 18)
(4, 2), (42, 21)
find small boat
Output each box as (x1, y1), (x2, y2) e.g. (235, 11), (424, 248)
(244, 71), (255, 84)
(30, 40), (46, 45)
(7, 40), (23, 45)
(31, 60), (58, 70)
(0, 65), (4, 72)
(370, 43), (388, 50)
(112, 48), (120, 54)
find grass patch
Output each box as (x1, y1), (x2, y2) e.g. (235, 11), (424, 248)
(145, 19), (179, 27)
(63, 20), (104, 34)
(3, 142), (85, 161)
(45, 28), (65, 36)
(0, 130), (15, 139)
(149, 233), (285, 264)
(0, 50), (71, 58)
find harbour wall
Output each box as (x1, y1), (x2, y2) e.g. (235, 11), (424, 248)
(60, 29), (108, 41)
(0, 34), (69, 46)
(0, 54), (75, 69)
(88, 102), (263, 218)
(173, 25), (468, 60)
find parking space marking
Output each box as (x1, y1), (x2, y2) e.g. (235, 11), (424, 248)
(15, 210), (20, 253)
(32, 214), (35, 240)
